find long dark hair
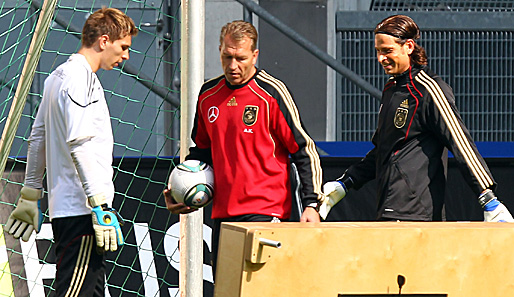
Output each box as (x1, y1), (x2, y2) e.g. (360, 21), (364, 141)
(374, 15), (427, 66)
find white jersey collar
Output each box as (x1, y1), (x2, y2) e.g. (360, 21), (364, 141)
(69, 53), (94, 73)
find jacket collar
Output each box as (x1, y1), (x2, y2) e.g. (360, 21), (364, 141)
(391, 64), (423, 86)
(224, 68), (260, 90)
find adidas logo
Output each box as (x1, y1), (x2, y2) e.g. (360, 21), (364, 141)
(227, 97), (238, 106)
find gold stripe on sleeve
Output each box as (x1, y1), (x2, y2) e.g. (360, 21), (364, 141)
(257, 71), (323, 199)
(416, 70), (493, 190)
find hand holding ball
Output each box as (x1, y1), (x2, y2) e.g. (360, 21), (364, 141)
(168, 160), (214, 209)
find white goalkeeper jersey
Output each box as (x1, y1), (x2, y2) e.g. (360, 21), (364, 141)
(25, 53), (114, 220)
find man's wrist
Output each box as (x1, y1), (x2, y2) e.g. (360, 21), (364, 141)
(92, 204), (109, 211)
(89, 194), (108, 208)
(20, 186), (43, 201)
(306, 202), (320, 212)
(336, 175), (353, 191)
(483, 198), (500, 211)
(478, 189), (496, 208)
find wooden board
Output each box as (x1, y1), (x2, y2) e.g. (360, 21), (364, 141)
(214, 222), (514, 297)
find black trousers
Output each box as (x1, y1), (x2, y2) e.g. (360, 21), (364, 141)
(52, 214), (105, 297)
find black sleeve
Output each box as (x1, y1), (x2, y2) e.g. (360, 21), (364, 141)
(344, 146), (377, 190)
(185, 147), (213, 167)
(419, 73), (496, 195)
(259, 71), (323, 207)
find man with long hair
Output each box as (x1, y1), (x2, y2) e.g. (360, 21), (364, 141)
(321, 15), (513, 222)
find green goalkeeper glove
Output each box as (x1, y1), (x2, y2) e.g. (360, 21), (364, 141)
(89, 194), (124, 252)
(4, 187), (44, 241)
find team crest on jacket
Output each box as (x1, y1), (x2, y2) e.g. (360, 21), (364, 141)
(243, 105), (258, 126)
(394, 99), (409, 129)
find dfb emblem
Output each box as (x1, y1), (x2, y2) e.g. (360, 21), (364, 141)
(394, 98), (409, 129)
(394, 107), (408, 129)
(243, 105), (258, 126)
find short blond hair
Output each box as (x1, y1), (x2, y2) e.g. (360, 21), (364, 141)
(219, 20), (258, 51)
(81, 7), (138, 47)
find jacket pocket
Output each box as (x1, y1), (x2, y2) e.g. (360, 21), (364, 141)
(382, 160), (430, 217)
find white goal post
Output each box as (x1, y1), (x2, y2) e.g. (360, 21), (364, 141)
(180, 0), (206, 296)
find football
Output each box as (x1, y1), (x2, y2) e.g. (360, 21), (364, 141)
(168, 160), (214, 208)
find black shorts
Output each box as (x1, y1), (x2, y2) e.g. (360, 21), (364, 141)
(51, 214), (105, 297)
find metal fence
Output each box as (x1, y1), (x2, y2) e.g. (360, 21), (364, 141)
(336, 11), (514, 142)
(370, 0), (514, 12)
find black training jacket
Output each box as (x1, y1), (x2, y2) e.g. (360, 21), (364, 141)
(345, 64), (496, 221)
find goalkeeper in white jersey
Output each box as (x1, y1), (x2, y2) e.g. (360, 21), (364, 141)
(4, 8), (138, 297)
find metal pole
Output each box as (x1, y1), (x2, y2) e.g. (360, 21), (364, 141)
(243, 6), (253, 23)
(180, 0), (205, 296)
(170, 0), (182, 155)
(236, 0), (382, 99)
(162, 0), (181, 155)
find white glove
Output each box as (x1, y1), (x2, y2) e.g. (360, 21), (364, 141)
(89, 194), (124, 252)
(319, 181), (347, 220)
(4, 187), (43, 241)
(483, 199), (514, 222)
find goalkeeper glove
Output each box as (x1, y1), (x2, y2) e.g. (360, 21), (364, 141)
(90, 194), (124, 252)
(479, 190), (514, 222)
(319, 181), (348, 220)
(4, 187), (44, 242)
